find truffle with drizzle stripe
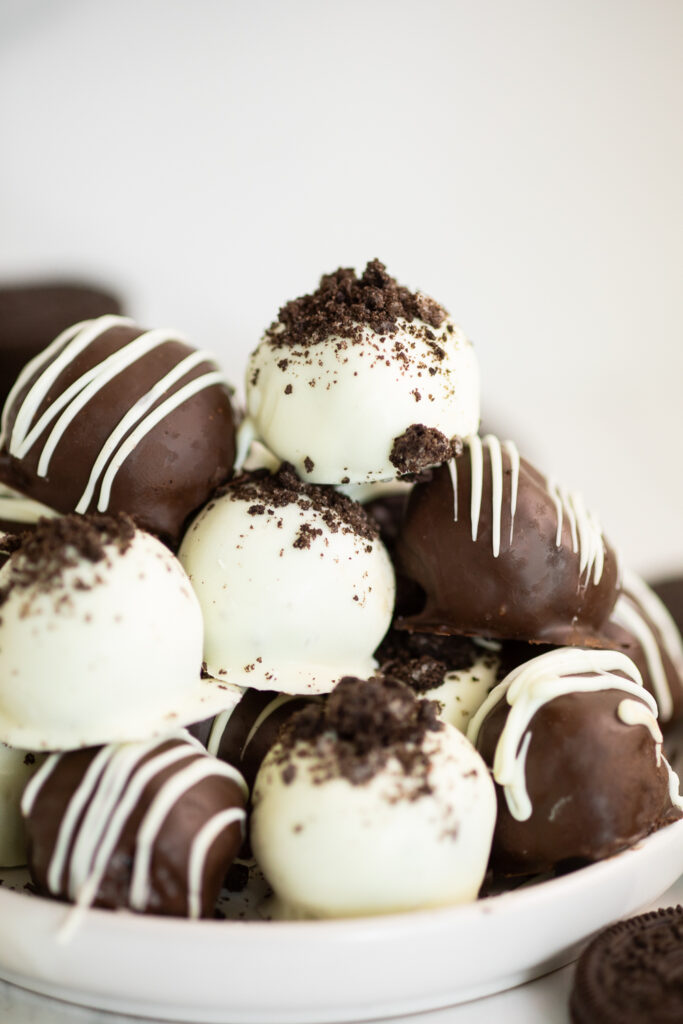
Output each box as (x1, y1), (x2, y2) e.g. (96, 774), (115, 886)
(0, 316), (236, 547)
(469, 648), (683, 875)
(604, 568), (683, 724)
(22, 732), (247, 919)
(396, 436), (620, 647)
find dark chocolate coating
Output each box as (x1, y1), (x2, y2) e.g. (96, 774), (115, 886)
(190, 689), (312, 791)
(604, 590), (683, 725)
(0, 282), (122, 407)
(396, 451), (620, 646)
(475, 689), (681, 876)
(365, 492), (426, 618)
(0, 322), (236, 547)
(570, 907), (683, 1024)
(24, 738), (246, 918)
(651, 576), (683, 636)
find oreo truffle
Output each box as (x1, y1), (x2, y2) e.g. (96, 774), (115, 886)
(376, 629), (509, 733)
(250, 676), (496, 918)
(604, 569), (683, 724)
(0, 281), (123, 408)
(396, 434), (620, 647)
(178, 464), (395, 694)
(468, 648), (683, 875)
(21, 733), (247, 918)
(0, 515), (240, 750)
(570, 906), (683, 1024)
(0, 314), (236, 547)
(243, 261), (479, 484)
(189, 687), (313, 790)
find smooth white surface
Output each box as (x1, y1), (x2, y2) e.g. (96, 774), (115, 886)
(0, 530), (240, 750)
(0, 819), (680, 1023)
(179, 488), (395, 694)
(251, 725), (495, 917)
(245, 315), (479, 484)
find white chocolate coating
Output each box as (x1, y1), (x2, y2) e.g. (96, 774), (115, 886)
(0, 743), (44, 867)
(251, 724), (496, 918)
(422, 650), (501, 734)
(0, 529), (243, 750)
(179, 490), (395, 694)
(244, 314), (480, 484)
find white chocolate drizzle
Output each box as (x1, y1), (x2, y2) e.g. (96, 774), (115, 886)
(22, 732), (247, 921)
(447, 434), (520, 557)
(467, 648), (665, 822)
(0, 315), (230, 515)
(611, 568), (683, 724)
(545, 479), (605, 586)
(0, 485), (58, 526)
(617, 699), (663, 763)
(207, 690), (301, 762)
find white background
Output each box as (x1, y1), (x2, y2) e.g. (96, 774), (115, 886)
(1, 0), (681, 576)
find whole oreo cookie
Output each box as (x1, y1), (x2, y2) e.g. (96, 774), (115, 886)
(570, 906), (683, 1024)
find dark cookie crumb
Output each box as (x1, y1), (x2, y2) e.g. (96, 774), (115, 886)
(277, 676), (443, 793)
(266, 260), (447, 349)
(390, 425), (459, 476)
(218, 463), (379, 546)
(0, 514), (136, 607)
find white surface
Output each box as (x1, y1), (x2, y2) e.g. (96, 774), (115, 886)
(251, 724), (495, 917)
(0, 819), (680, 1023)
(245, 314), (479, 484)
(0, 530), (239, 751)
(1, 0), (682, 576)
(3, 874), (683, 1023)
(178, 485), (395, 694)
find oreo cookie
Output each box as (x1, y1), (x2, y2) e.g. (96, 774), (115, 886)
(570, 906), (683, 1023)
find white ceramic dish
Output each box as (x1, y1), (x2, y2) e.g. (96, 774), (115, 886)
(0, 817), (681, 1024)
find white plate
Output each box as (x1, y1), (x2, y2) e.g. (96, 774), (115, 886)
(0, 817), (681, 1024)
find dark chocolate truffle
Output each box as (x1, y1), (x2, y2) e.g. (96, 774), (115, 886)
(22, 733), (247, 918)
(604, 569), (683, 725)
(396, 435), (620, 647)
(570, 906), (683, 1024)
(468, 648), (682, 876)
(189, 688), (313, 790)
(0, 281), (123, 408)
(0, 315), (236, 547)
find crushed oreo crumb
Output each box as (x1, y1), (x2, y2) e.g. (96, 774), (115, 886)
(277, 676), (442, 792)
(390, 425), (459, 476)
(0, 514), (136, 607)
(374, 630), (511, 696)
(219, 463), (379, 546)
(265, 260), (447, 348)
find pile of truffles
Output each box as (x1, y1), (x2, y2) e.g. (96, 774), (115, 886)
(0, 263), (681, 923)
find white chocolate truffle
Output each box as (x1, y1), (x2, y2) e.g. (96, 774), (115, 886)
(377, 632), (504, 733)
(179, 467), (395, 695)
(0, 743), (44, 866)
(250, 677), (496, 918)
(422, 653), (502, 733)
(243, 262), (480, 484)
(0, 516), (242, 750)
